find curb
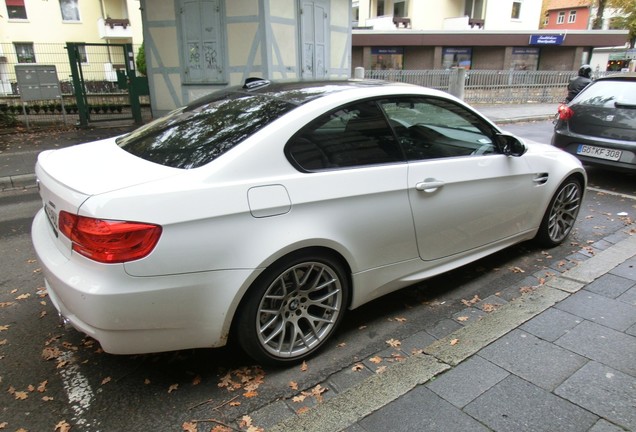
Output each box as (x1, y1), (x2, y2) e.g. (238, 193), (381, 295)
(267, 234), (636, 432)
(0, 173), (37, 192)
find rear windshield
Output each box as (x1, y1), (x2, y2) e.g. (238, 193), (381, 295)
(117, 92), (295, 169)
(576, 80), (636, 107)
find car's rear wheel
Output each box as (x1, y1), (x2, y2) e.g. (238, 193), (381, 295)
(236, 251), (349, 365)
(536, 176), (583, 247)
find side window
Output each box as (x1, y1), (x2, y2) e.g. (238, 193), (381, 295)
(380, 98), (497, 161)
(286, 100), (404, 171)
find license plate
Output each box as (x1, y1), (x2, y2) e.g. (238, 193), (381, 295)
(44, 202), (59, 236)
(576, 144), (622, 161)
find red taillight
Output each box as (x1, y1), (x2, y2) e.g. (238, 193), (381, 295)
(557, 103), (574, 121)
(58, 211), (162, 264)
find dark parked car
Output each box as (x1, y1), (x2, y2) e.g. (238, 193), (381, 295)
(552, 72), (636, 172)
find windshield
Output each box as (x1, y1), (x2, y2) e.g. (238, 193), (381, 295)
(117, 92), (296, 169)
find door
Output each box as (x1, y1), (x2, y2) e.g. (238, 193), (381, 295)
(380, 97), (542, 261)
(300, 0), (328, 79)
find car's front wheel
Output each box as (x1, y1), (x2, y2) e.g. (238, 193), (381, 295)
(536, 176), (583, 247)
(236, 251), (349, 365)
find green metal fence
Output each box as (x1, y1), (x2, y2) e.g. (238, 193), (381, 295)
(0, 42), (148, 126)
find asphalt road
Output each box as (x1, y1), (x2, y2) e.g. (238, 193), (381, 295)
(0, 120), (634, 431)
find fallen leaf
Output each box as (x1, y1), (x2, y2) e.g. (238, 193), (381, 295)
(509, 266), (525, 273)
(42, 346), (62, 361)
(456, 316), (469, 322)
(0, 302), (15, 308)
(300, 361), (308, 372)
(0, 325), (9, 331)
(296, 406), (310, 415)
(239, 415), (253, 428)
(191, 375), (201, 386)
(386, 338), (401, 348)
(42, 396), (54, 401)
(14, 391), (28, 400)
(229, 401), (241, 407)
(144, 379), (151, 385)
(182, 422), (197, 432)
(292, 394), (306, 403)
(461, 295), (481, 306)
(351, 363), (364, 371)
(15, 293), (30, 300)
(243, 390), (258, 398)
(54, 421), (71, 432)
(394, 317), (407, 323)
(375, 366), (387, 374)
(450, 338), (459, 346)
(168, 384), (179, 393)
(0, 339), (7, 346)
(337, 342), (346, 347)
(481, 304), (500, 313)
(101, 377), (111, 385)
(289, 381), (298, 390)
(369, 356), (383, 364)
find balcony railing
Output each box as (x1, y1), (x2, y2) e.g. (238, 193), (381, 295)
(97, 17), (133, 39)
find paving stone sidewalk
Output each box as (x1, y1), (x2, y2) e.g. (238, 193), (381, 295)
(257, 233), (636, 432)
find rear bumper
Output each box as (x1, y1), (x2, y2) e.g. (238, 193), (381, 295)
(552, 129), (636, 172)
(32, 209), (257, 354)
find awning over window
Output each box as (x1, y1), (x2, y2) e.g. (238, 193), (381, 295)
(5, 0), (26, 6)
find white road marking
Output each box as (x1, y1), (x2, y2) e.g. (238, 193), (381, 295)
(58, 351), (100, 430)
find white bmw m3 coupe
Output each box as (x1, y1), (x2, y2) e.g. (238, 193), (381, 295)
(32, 79), (586, 365)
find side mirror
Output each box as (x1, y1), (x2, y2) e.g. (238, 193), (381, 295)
(496, 133), (527, 157)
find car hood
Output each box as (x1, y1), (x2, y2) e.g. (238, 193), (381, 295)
(36, 137), (182, 196)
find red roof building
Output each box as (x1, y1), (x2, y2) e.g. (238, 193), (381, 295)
(543, 0), (592, 30)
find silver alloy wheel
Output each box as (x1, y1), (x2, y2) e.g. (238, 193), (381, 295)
(547, 181), (581, 243)
(256, 261), (343, 359)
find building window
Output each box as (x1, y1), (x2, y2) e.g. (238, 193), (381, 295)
(59, 0), (80, 21)
(511, 1), (521, 19)
(14, 43), (35, 63)
(511, 47), (539, 70)
(370, 47), (403, 70)
(179, 0), (225, 84)
(442, 47), (472, 69)
(544, 12), (549, 26)
(6, 0), (27, 19)
(557, 11), (565, 24)
(568, 10), (576, 23)
(376, 0), (385, 17)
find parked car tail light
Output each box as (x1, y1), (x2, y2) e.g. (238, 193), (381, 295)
(557, 104), (574, 121)
(58, 211), (162, 263)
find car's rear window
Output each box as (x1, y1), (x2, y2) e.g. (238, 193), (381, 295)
(117, 92), (295, 169)
(576, 80), (636, 107)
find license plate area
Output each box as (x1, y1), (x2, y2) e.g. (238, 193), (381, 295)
(45, 202), (59, 237)
(576, 144), (622, 161)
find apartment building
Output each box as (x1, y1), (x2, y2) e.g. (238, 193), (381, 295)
(351, 0), (628, 71)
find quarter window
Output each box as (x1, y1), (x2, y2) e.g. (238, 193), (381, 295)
(286, 101), (403, 171)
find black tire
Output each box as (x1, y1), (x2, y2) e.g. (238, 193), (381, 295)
(236, 251), (349, 366)
(535, 176), (583, 247)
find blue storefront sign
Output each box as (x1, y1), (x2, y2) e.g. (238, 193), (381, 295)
(529, 34), (565, 45)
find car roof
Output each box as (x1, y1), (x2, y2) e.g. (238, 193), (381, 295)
(185, 79), (417, 109)
(595, 72), (636, 82)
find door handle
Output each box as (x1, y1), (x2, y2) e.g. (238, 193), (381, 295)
(415, 179), (445, 192)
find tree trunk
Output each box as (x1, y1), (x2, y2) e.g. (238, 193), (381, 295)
(593, 0), (607, 29)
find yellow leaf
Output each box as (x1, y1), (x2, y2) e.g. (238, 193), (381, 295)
(369, 356), (383, 364)
(15, 293), (30, 300)
(37, 380), (48, 392)
(55, 420), (71, 432)
(394, 317), (407, 323)
(450, 338), (459, 346)
(456, 316), (469, 322)
(239, 415), (253, 428)
(296, 406), (310, 415)
(14, 391), (28, 400)
(292, 394), (306, 403)
(243, 390), (258, 398)
(0, 325), (9, 331)
(182, 421), (197, 432)
(42, 396), (54, 401)
(386, 338), (401, 348)
(229, 401), (241, 407)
